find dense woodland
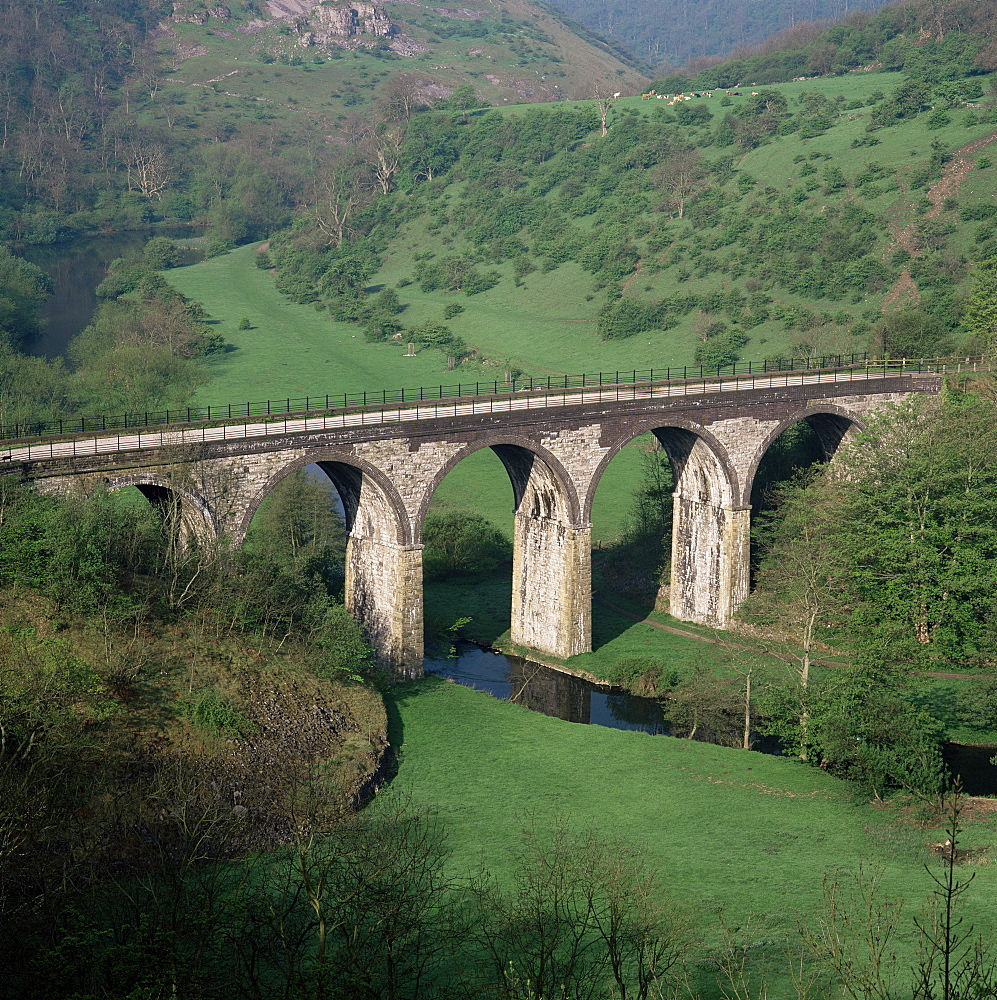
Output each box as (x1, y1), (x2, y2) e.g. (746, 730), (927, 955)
(2, 1), (997, 996)
(549, 0), (890, 67)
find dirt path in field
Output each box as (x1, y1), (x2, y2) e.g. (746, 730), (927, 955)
(881, 267), (921, 310)
(925, 132), (997, 217)
(621, 257), (645, 294)
(881, 132), (997, 312)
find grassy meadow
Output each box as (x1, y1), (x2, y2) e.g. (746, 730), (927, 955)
(375, 675), (997, 993)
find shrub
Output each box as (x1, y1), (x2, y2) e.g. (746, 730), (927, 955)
(143, 236), (181, 269)
(181, 688), (256, 738)
(422, 509), (511, 581)
(598, 298), (661, 340)
(694, 328), (748, 368)
(605, 656), (678, 697)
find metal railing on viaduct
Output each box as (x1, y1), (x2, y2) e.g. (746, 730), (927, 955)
(0, 353), (985, 463)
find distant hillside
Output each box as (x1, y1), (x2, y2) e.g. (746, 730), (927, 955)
(155, 0), (647, 110)
(0, 0), (645, 248)
(163, 62), (997, 413)
(545, 0), (891, 67)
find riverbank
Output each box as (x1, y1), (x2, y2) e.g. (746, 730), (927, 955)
(375, 673), (997, 994)
(21, 224), (201, 359)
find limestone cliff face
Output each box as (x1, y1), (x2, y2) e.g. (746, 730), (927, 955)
(171, 3), (231, 24)
(309, 2), (392, 39)
(266, 0), (392, 42)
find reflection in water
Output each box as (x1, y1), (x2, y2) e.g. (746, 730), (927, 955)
(22, 226), (197, 359)
(425, 643), (665, 735)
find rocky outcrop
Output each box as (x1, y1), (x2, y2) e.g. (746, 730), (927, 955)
(171, 3), (230, 24)
(265, 0), (319, 15)
(264, 0), (393, 45)
(310, 2), (392, 38)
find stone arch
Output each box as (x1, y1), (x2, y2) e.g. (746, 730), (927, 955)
(415, 435), (581, 539)
(235, 450), (411, 547)
(586, 420), (744, 627)
(102, 473), (217, 548)
(418, 435), (588, 661)
(583, 418), (737, 523)
(740, 404), (866, 506)
(235, 450), (420, 677)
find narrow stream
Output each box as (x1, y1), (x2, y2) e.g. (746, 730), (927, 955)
(427, 643), (997, 794)
(425, 642), (666, 734)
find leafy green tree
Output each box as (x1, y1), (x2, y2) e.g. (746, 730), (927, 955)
(0, 479), (161, 612)
(422, 508), (511, 581)
(436, 83), (488, 113)
(0, 249), (52, 350)
(0, 347), (74, 432)
(955, 675), (997, 735)
(835, 396), (997, 670)
(73, 342), (209, 415)
(400, 113), (466, 184)
(748, 471), (845, 757)
(245, 469), (347, 597)
(874, 308), (953, 358)
(962, 256), (997, 350)
(598, 299), (662, 340)
(804, 665), (947, 798)
(868, 79), (932, 129)
(143, 236), (182, 269)
(694, 328), (747, 368)
(794, 90), (839, 138)
(759, 395), (997, 675)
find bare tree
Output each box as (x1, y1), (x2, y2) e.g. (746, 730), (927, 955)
(799, 863), (905, 1000)
(125, 140), (171, 199)
(593, 86), (619, 137)
(470, 816), (695, 1000)
(308, 154), (374, 247)
(653, 148), (706, 219)
(362, 126), (402, 196)
(375, 72), (430, 122)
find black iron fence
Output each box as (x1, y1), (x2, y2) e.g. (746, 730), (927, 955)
(1, 352), (988, 447)
(2, 352), (880, 443)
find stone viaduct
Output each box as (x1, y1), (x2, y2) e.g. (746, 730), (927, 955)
(2, 368), (943, 676)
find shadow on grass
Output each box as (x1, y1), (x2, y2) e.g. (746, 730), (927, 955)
(380, 675), (453, 786)
(424, 573), (512, 651)
(590, 554), (658, 652)
(591, 591), (657, 650)
(424, 565), (662, 659)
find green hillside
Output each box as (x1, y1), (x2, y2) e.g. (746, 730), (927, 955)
(168, 67), (997, 402)
(148, 0), (647, 132)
